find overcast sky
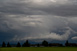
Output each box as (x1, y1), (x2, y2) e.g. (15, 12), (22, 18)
(0, 0), (77, 42)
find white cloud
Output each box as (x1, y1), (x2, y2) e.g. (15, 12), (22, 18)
(72, 37), (77, 40)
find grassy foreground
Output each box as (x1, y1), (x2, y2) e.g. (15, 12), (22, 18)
(0, 47), (77, 51)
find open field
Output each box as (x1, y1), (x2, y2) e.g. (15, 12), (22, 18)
(0, 47), (77, 51)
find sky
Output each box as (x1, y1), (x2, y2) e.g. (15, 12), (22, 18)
(0, 0), (77, 43)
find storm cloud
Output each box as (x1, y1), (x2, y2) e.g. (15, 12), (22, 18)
(0, 0), (77, 42)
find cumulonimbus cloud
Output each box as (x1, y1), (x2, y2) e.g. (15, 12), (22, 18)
(0, 0), (77, 42)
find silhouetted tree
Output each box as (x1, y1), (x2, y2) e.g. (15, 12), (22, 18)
(65, 40), (69, 46)
(37, 43), (40, 47)
(49, 43), (52, 47)
(7, 42), (11, 47)
(42, 40), (48, 47)
(22, 40), (30, 47)
(16, 42), (21, 47)
(2, 42), (6, 47)
(49, 43), (63, 47)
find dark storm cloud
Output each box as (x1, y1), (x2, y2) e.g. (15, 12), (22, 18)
(0, 15), (75, 41)
(0, 0), (77, 16)
(0, 0), (46, 15)
(41, 5), (77, 17)
(25, 0), (77, 17)
(0, 0), (77, 42)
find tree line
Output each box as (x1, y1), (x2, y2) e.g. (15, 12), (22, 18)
(1, 40), (77, 47)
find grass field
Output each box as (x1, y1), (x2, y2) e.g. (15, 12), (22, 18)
(0, 47), (77, 51)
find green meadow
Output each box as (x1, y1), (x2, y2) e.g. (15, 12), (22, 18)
(0, 47), (77, 51)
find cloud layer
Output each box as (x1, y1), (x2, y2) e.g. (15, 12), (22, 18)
(0, 0), (77, 42)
